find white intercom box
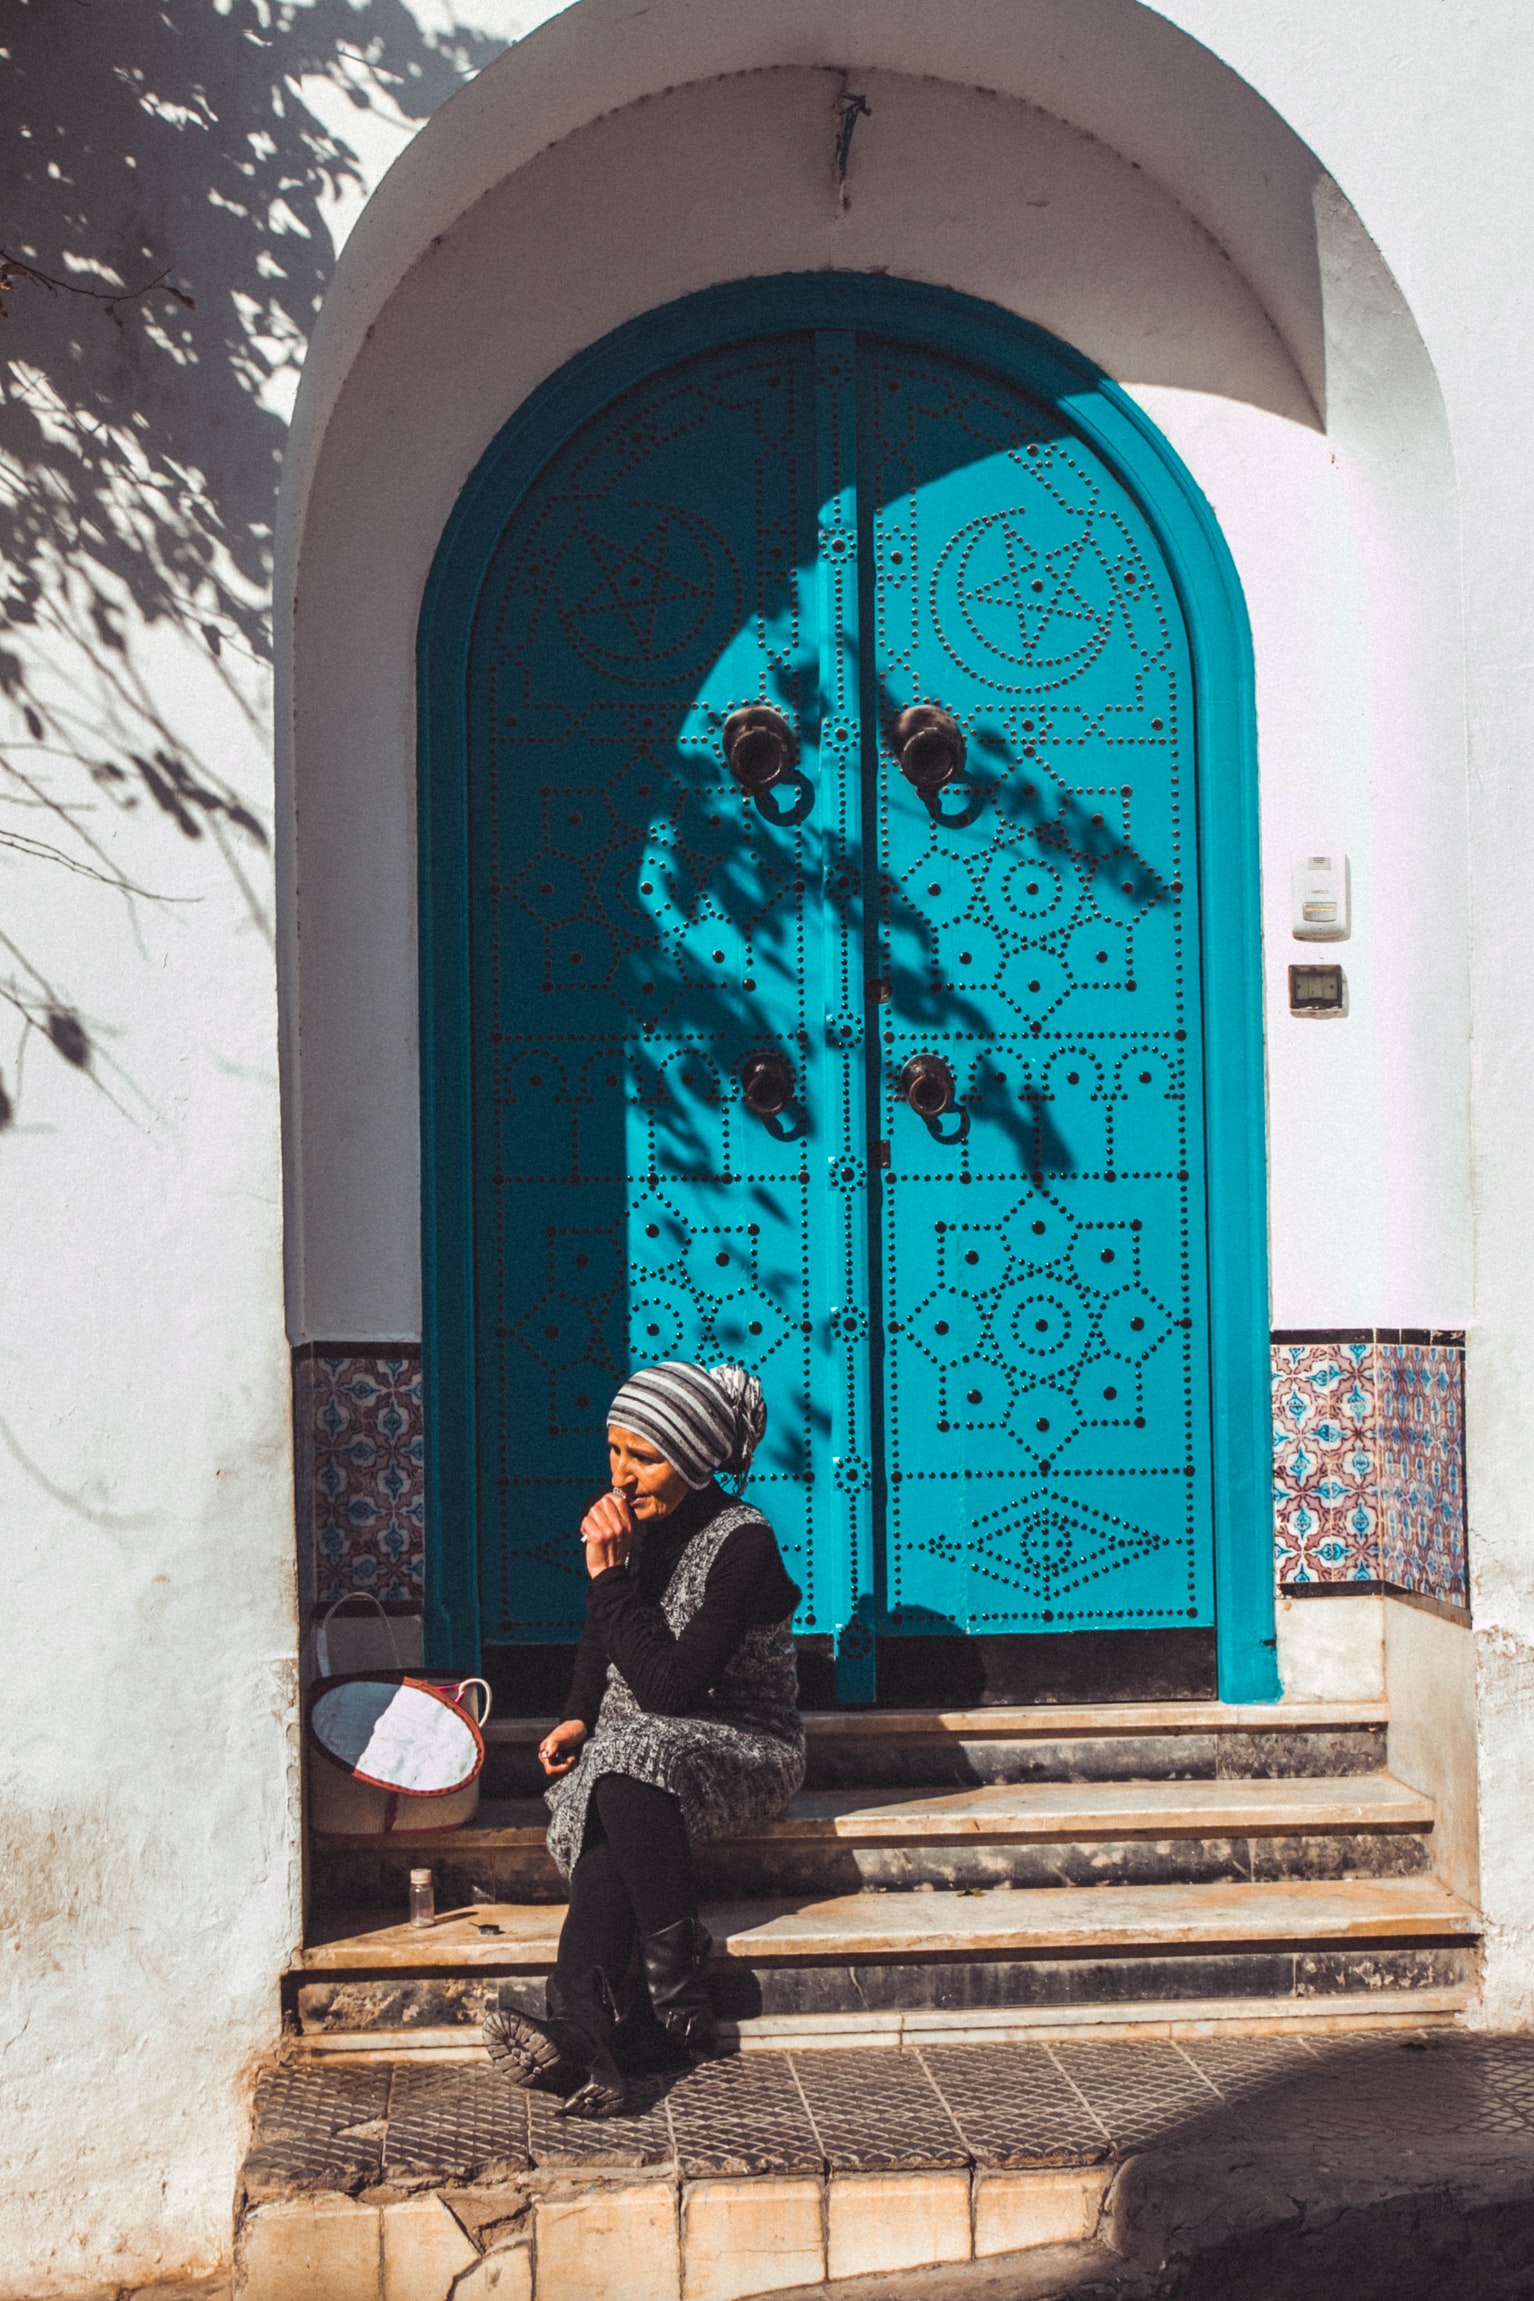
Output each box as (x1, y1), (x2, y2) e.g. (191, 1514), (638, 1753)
(1291, 852), (1350, 941)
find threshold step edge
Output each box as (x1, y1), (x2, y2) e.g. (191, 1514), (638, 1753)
(484, 1699), (1390, 1745)
(299, 1874), (1479, 1970)
(315, 1772), (1434, 1854)
(292, 1985), (1471, 2059)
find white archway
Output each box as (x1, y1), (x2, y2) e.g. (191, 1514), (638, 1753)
(277, 0), (1466, 1353)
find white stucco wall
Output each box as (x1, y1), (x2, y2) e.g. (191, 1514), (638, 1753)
(1147, 0), (1534, 2025)
(1163, 0), (1534, 2024)
(0, 9), (490, 2290)
(0, 628), (298, 2287)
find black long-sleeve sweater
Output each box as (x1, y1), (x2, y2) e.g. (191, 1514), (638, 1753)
(563, 1482), (801, 1726)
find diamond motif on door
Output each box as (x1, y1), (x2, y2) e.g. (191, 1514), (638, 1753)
(966, 1492), (1172, 1618)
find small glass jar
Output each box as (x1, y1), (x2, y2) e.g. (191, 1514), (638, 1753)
(408, 1868), (435, 1929)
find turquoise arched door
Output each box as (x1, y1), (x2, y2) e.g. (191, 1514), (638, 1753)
(420, 280), (1275, 1704)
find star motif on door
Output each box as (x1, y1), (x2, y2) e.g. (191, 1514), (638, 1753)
(933, 509), (1116, 679)
(963, 522), (1101, 653)
(557, 507), (734, 674)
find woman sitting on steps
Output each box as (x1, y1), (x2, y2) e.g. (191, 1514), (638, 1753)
(484, 1359), (806, 2118)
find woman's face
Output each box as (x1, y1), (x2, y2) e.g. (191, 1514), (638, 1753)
(608, 1425), (691, 1520)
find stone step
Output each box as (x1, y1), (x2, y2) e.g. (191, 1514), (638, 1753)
(313, 1772), (1434, 1910)
(294, 1986), (1472, 2059)
(482, 1700), (1388, 1796)
(293, 1875), (1478, 2045)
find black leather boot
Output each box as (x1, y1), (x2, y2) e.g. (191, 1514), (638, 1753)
(483, 1968), (626, 2118)
(482, 2002), (576, 2093)
(639, 1918), (723, 2061)
(545, 1965), (627, 2119)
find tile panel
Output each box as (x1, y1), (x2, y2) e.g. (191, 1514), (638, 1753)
(1271, 1334), (1467, 1610)
(290, 1331), (1467, 1612)
(1271, 1339), (1379, 1583)
(1377, 1344), (1468, 1608)
(295, 1347), (424, 1606)
(241, 2035), (1534, 2209)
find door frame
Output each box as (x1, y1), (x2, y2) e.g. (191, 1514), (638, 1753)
(417, 273), (1277, 1701)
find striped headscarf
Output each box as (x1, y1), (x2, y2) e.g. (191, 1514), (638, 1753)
(607, 1360), (768, 1490)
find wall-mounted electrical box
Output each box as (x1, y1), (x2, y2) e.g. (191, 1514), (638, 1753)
(1289, 963), (1347, 1016)
(1291, 852), (1350, 940)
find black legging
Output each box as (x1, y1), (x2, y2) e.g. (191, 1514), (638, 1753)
(555, 1772), (698, 1985)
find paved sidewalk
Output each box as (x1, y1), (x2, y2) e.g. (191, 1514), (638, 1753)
(242, 2029), (1534, 2194)
(747, 2029), (1534, 2299)
(59, 2032), (1534, 2300)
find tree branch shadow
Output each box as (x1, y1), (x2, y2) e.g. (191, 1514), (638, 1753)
(0, 0), (512, 1127)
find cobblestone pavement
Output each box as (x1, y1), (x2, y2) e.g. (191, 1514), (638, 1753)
(242, 2030), (1534, 2199)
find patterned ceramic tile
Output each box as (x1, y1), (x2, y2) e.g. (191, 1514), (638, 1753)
(290, 1335), (1465, 1613)
(295, 1350), (425, 1606)
(1272, 1341), (1380, 1583)
(1377, 1344), (1467, 1608)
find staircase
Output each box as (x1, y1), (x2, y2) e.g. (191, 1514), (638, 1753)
(295, 1699), (1478, 2055)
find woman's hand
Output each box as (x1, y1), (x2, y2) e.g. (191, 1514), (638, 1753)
(538, 1718), (588, 1778)
(581, 1488), (636, 1578)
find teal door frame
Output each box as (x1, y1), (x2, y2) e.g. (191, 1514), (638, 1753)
(417, 273), (1278, 1703)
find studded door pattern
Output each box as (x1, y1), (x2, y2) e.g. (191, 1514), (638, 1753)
(864, 344), (1214, 1631)
(806, 333), (877, 1669)
(465, 328), (1214, 1650)
(469, 339), (872, 1643)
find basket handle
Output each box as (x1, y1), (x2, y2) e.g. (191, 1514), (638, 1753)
(314, 1591), (401, 1680)
(453, 1677), (494, 1727)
